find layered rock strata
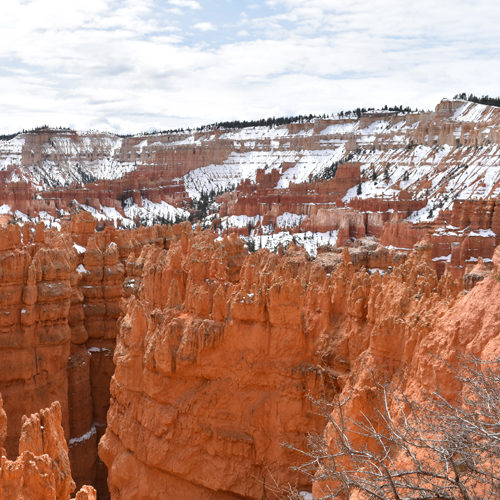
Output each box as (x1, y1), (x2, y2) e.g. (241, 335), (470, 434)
(0, 100), (498, 265)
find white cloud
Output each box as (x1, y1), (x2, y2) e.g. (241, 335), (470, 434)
(168, 0), (201, 10)
(0, 1), (499, 133)
(193, 22), (216, 32)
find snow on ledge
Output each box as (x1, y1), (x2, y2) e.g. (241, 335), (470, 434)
(73, 243), (86, 254)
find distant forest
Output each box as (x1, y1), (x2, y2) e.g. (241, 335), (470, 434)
(454, 92), (500, 107)
(0, 125), (72, 141)
(0, 105), (421, 141)
(134, 104), (418, 137)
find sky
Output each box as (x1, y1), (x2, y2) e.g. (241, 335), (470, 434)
(1, 0), (499, 134)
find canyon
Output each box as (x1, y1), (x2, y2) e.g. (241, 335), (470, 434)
(0, 98), (498, 498)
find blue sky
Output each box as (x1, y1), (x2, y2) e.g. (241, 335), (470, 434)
(1, 0), (499, 133)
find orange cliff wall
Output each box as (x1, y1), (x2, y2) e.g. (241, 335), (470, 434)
(0, 224), (74, 456)
(64, 217), (196, 495)
(99, 226), (499, 499)
(0, 215), (192, 498)
(99, 232), (336, 498)
(0, 396), (96, 499)
(0, 220), (108, 495)
(312, 246), (500, 497)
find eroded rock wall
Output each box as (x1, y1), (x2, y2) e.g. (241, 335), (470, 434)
(0, 211), (497, 499)
(100, 227), (499, 498)
(0, 216), (194, 498)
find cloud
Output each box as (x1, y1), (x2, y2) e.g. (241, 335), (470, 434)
(193, 22), (216, 32)
(0, 1), (499, 133)
(168, 0), (201, 10)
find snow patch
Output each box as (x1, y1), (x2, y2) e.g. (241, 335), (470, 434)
(76, 264), (89, 274)
(69, 425), (97, 446)
(73, 243), (86, 254)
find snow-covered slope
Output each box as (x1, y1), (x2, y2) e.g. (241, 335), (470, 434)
(0, 99), (498, 259)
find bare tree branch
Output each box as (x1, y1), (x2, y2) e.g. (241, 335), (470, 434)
(281, 358), (500, 499)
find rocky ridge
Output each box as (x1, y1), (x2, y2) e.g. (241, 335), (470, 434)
(0, 99), (498, 271)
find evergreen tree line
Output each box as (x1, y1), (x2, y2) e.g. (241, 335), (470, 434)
(0, 125), (73, 141)
(0, 105), (421, 142)
(132, 105), (418, 137)
(454, 92), (500, 107)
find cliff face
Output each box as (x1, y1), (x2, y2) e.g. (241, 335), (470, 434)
(99, 230), (333, 498)
(0, 224), (73, 456)
(0, 213), (497, 498)
(0, 396), (96, 500)
(99, 225), (499, 498)
(0, 215), (186, 498)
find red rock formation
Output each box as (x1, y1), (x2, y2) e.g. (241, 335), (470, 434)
(0, 396), (96, 500)
(99, 231), (332, 498)
(0, 224), (73, 456)
(99, 226), (499, 498)
(0, 216), (193, 498)
(313, 246), (500, 497)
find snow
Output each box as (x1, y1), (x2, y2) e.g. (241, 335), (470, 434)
(219, 126), (289, 141)
(76, 204), (107, 221)
(14, 210), (30, 222)
(183, 145), (348, 198)
(74, 199), (188, 228)
(386, 245), (412, 251)
(76, 264), (89, 274)
(69, 424), (97, 446)
(124, 199), (189, 226)
(320, 122), (357, 135)
(367, 268), (386, 275)
(218, 212), (307, 235)
(246, 230), (338, 257)
(360, 120), (391, 135)
(469, 228), (496, 237)
(102, 206), (124, 223)
(0, 204), (11, 215)
(73, 243), (86, 254)
(0, 136), (24, 171)
(337, 141), (500, 223)
(220, 214), (262, 229)
(432, 254), (451, 262)
(88, 347), (111, 353)
(276, 212), (306, 228)
(276, 147), (345, 189)
(433, 227), (496, 238)
(182, 150), (296, 199)
(453, 102), (494, 123)
(2, 134), (138, 188)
